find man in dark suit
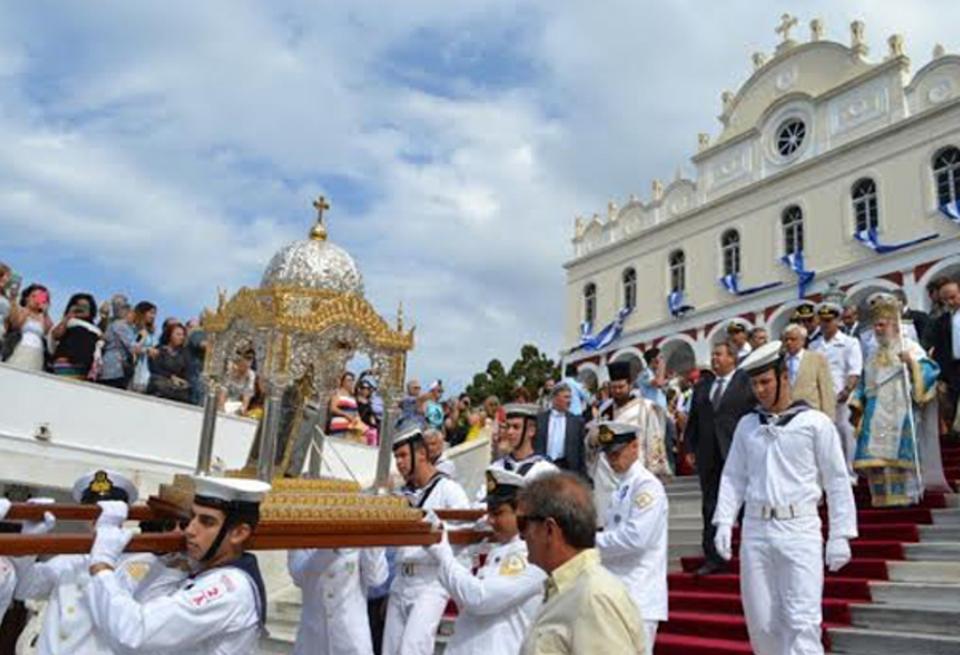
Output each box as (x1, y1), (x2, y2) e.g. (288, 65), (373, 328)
(535, 383), (588, 479)
(684, 341), (756, 575)
(894, 289), (931, 346)
(927, 278), (960, 432)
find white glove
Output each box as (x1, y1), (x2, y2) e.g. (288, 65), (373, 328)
(90, 525), (134, 569)
(23, 497), (56, 535)
(423, 509), (441, 529)
(825, 538), (852, 572)
(96, 501), (129, 529)
(714, 523), (733, 561)
(0, 498), (9, 521)
(426, 523), (452, 562)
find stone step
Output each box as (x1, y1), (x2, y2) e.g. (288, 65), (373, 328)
(931, 508), (960, 525)
(918, 524), (960, 541)
(942, 494), (959, 508)
(669, 527), (704, 545)
(904, 542), (960, 561)
(888, 560), (960, 583)
(850, 603), (960, 637)
(828, 626), (960, 654)
(869, 581), (960, 609)
(667, 516), (703, 530)
(668, 543), (703, 559)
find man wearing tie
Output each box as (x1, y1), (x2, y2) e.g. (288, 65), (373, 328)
(534, 383), (587, 479)
(684, 342), (755, 575)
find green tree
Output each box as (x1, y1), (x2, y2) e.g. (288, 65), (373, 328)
(465, 344), (558, 403)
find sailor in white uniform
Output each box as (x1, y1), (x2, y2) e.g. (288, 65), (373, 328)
(12, 469), (189, 655)
(429, 467), (546, 655)
(383, 426), (470, 655)
(85, 476), (272, 655)
(809, 301), (863, 480)
(713, 342), (858, 655)
(593, 421), (668, 654)
(288, 546), (389, 655)
(478, 404), (557, 502)
(0, 499), (15, 617)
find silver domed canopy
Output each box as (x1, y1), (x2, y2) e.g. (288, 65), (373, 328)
(261, 197), (364, 295)
(261, 238), (364, 296)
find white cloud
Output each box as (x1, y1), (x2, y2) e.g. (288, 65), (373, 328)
(0, 1), (957, 391)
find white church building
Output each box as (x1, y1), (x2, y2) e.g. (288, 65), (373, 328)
(563, 16), (960, 386)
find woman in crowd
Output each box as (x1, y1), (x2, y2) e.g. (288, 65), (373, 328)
(147, 322), (191, 403)
(5, 284), (53, 372)
(219, 349), (257, 415)
(130, 302), (158, 392)
(355, 375), (380, 445)
(98, 300), (155, 390)
(49, 293), (101, 379)
(328, 371), (365, 440)
(0, 264), (12, 342)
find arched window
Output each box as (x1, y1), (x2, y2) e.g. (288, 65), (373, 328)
(933, 146), (960, 207)
(721, 230), (740, 277)
(621, 268), (637, 310)
(781, 205), (804, 255)
(852, 178), (879, 232)
(668, 250), (686, 293)
(583, 283), (597, 325)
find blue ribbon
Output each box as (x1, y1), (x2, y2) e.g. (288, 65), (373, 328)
(853, 227), (938, 254)
(780, 251), (815, 299)
(719, 274), (782, 296)
(940, 200), (960, 224)
(667, 290), (694, 318)
(577, 306), (632, 352)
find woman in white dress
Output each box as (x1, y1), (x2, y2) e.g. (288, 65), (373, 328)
(6, 283), (53, 371)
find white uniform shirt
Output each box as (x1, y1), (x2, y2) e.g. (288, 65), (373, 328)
(289, 548), (388, 655)
(596, 460), (668, 622)
(437, 536), (545, 655)
(435, 456), (458, 479)
(394, 476), (470, 592)
(86, 562), (260, 655)
(810, 331), (863, 396)
(0, 556), (14, 617)
(714, 408), (858, 540)
(14, 553), (187, 655)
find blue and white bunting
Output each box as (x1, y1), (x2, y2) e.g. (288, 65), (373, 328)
(780, 250), (815, 299)
(719, 274), (781, 296)
(577, 306), (632, 352)
(853, 227), (938, 254)
(940, 200), (960, 224)
(667, 290), (694, 318)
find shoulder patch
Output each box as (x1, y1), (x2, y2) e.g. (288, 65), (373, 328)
(634, 491), (655, 509)
(499, 554), (527, 577)
(122, 561), (151, 582)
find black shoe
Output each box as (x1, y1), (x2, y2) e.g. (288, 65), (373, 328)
(695, 561), (727, 576)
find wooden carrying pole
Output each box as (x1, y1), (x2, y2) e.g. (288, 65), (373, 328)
(4, 503), (486, 524)
(0, 526), (488, 556)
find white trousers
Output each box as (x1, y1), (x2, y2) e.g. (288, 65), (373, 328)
(740, 536), (824, 655)
(643, 621), (659, 655)
(381, 581), (449, 655)
(834, 404), (856, 479)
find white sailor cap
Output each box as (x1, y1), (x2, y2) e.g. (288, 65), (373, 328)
(726, 318), (750, 333)
(503, 403), (539, 419)
(427, 380), (442, 392)
(192, 476), (271, 507)
(484, 466), (527, 504)
(739, 340), (785, 377)
(72, 469), (139, 504)
(589, 420), (639, 450)
(392, 425), (425, 450)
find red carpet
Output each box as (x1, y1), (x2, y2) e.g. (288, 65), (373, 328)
(654, 467), (949, 655)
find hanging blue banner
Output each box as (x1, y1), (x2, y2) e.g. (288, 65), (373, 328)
(780, 251), (816, 299)
(719, 274), (782, 296)
(577, 306), (632, 352)
(853, 227), (938, 254)
(940, 200), (960, 224)
(667, 290), (694, 318)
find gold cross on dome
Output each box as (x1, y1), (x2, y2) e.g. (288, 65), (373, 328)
(776, 13), (798, 43)
(313, 195), (330, 222)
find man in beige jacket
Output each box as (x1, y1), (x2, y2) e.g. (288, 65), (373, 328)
(518, 472), (645, 654)
(782, 323), (836, 418)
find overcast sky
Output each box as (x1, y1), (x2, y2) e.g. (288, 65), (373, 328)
(1, 1), (957, 391)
